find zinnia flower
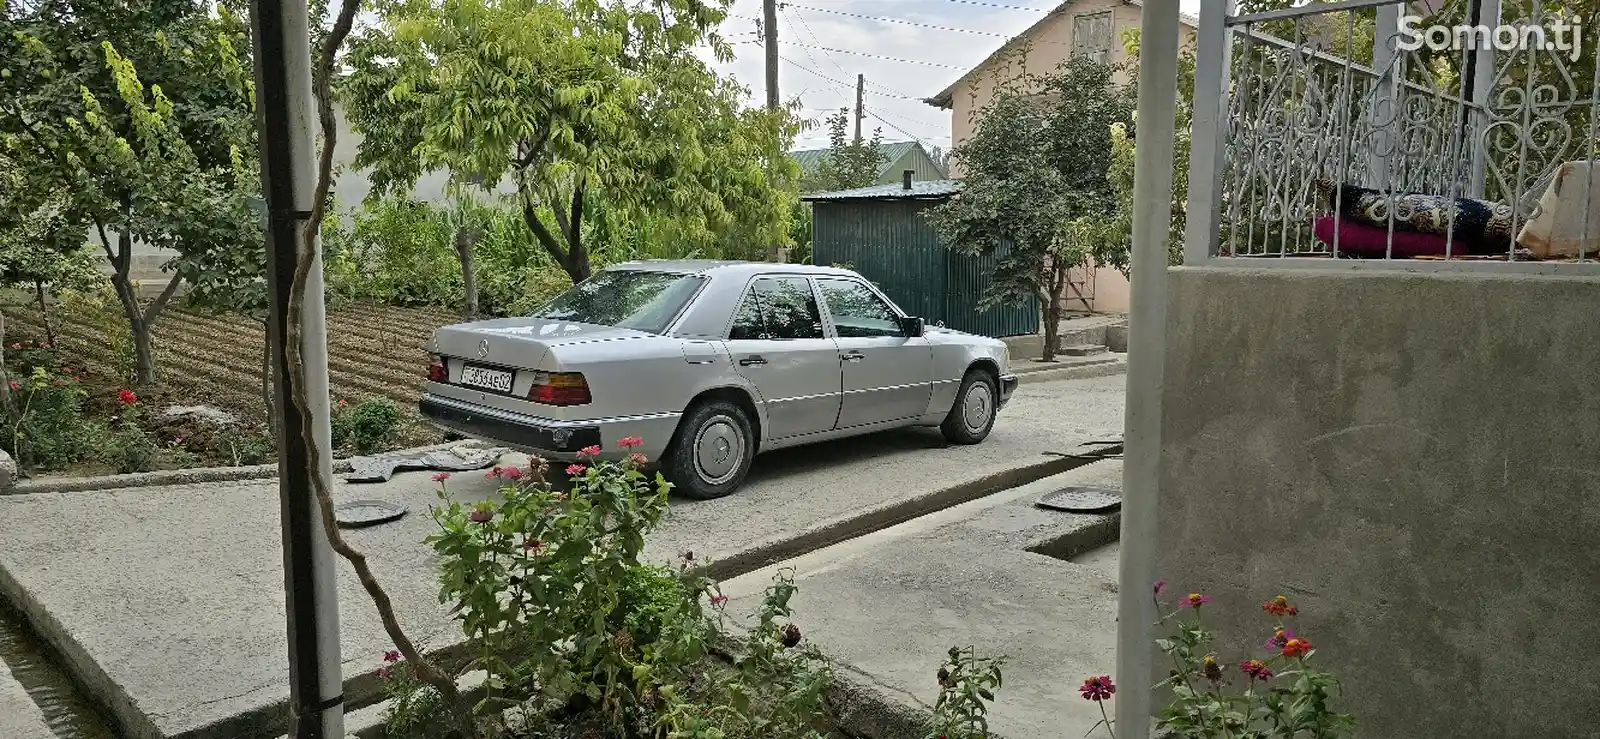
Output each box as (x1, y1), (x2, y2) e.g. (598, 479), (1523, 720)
(1239, 659), (1274, 681)
(1180, 592), (1213, 609)
(628, 452), (648, 466)
(1079, 675), (1116, 702)
(1281, 637), (1313, 659)
(1262, 594), (1298, 617)
(780, 623), (802, 648)
(6, 381), (18, 391)
(524, 539), (545, 552)
(468, 509), (493, 524)
(1264, 628), (1296, 650)
(1201, 655), (1224, 683)
(578, 445), (602, 458)
(709, 594), (728, 607)
(485, 466), (503, 479)
(383, 650), (401, 663)
(117, 388), (137, 405)
(1153, 579), (1167, 596)
(430, 472), (451, 482)
(565, 464), (586, 475)
(618, 436), (642, 448)
(501, 466), (524, 481)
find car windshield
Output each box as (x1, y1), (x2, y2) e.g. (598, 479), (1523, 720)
(531, 269), (704, 333)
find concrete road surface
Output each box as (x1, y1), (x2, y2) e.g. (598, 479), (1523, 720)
(0, 375), (1125, 739)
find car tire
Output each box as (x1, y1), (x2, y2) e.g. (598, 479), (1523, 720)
(665, 400), (756, 500)
(941, 368), (999, 445)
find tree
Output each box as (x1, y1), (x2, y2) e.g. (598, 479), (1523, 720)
(0, 1), (259, 387)
(926, 57), (1133, 361)
(1111, 28), (1198, 268)
(341, 0), (798, 286)
(802, 109), (885, 192)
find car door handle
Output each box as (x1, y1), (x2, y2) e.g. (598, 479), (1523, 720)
(841, 351), (865, 362)
(738, 355), (767, 367)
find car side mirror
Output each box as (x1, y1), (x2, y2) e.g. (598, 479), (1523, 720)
(899, 315), (925, 337)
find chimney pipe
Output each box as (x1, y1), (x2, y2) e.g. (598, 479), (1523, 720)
(902, 170), (914, 190)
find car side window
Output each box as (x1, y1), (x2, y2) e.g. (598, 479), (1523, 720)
(816, 278), (903, 338)
(728, 277), (824, 340)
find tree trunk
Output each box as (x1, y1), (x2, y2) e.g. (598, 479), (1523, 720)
(454, 225), (481, 320)
(259, 318), (272, 420)
(0, 309), (14, 417)
(1040, 260), (1069, 363)
(131, 318), (157, 387)
(33, 282), (53, 347)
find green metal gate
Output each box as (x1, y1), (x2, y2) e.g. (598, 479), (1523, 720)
(810, 199), (1039, 338)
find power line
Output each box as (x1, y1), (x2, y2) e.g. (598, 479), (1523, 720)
(776, 7), (852, 108)
(868, 104), (945, 132)
(787, 3), (1013, 38)
(926, 0), (1053, 11)
(782, 5), (854, 80)
(742, 39), (968, 70)
(777, 54), (922, 100)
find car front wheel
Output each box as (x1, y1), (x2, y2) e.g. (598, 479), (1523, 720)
(941, 368), (998, 445)
(665, 399), (755, 500)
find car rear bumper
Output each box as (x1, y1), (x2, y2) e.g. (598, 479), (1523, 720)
(418, 393), (679, 462)
(999, 373), (1018, 407)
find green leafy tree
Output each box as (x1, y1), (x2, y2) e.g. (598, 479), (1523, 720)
(341, 0), (799, 286)
(1111, 28), (1198, 268)
(802, 109), (885, 193)
(927, 57), (1132, 361)
(0, 1), (259, 387)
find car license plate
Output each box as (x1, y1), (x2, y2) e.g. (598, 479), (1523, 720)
(460, 365), (514, 393)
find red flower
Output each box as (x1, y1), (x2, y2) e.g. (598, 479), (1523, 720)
(117, 388), (137, 405)
(565, 463), (586, 475)
(383, 650), (401, 663)
(431, 472), (451, 482)
(523, 539), (545, 552)
(337, 399), (347, 407)
(6, 381), (18, 392)
(501, 466), (524, 481)
(485, 466), (504, 479)
(1239, 659), (1274, 681)
(1264, 628), (1296, 650)
(709, 594), (728, 607)
(468, 509), (493, 524)
(618, 436), (642, 448)
(1281, 637), (1313, 659)
(1079, 675), (1116, 702)
(578, 445), (602, 458)
(1262, 594), (1298, 617)
(1180, 592), (1212, 609)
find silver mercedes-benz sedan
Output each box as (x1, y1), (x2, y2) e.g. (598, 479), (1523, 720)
(419, 260), (1018, 499)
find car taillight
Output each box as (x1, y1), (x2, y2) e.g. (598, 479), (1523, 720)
(427, 356), (447, 383)
(528, 371), (591, 406)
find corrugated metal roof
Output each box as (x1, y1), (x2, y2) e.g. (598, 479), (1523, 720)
(789, 141), (926, 179)
(801, 179), (963, 202)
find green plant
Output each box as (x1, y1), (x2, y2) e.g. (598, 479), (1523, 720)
(219, 428), (276, 466)
(379, 651), (457, 739)
(101, 423), (157, 474)
(925, 646), (1005, 739)
(330, 397), (401, 455)
(1, 366), (99, 471)
(1082, 586), (1355, 739)
(716, 567), (831, 739)
(56, 283), (136, 383)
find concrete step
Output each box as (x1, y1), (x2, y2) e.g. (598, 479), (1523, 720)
(1060, 343), (1107, 357)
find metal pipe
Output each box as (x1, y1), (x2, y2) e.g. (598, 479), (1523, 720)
(1116, 0), (1180, 736)
(249, 0), (345, 735)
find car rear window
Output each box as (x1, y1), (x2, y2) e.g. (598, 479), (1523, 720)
(531, 270), (704, 333)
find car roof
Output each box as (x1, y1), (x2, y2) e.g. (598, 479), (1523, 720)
(603, 259), (860, 278)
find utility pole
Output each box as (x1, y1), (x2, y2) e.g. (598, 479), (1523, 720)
(854, 73), (865, 142)
(762, 0), (784, 262)
(250, 0), (344, 735)
(763, 0), (779, 111)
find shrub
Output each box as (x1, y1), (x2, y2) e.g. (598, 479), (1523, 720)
(389, 440), (831, 739)
(218, 428), (276, 466)
(1, 367), (100, 471)
(100, 423), (158, 474)
(55, 282), (136, 383)
(925, 646), (1005, 739)
(331, 397), (401, 455)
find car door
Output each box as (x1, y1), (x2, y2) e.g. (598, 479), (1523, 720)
(722, 276), (843, 441)
(815, 277), (934, 428)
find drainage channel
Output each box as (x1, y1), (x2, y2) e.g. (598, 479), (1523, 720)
(0, 600), (118, 738)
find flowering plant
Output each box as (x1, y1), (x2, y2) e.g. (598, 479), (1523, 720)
(1080, 584), (1354, 739)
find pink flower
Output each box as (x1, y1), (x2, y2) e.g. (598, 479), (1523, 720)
(578, 445), (601, 458)
(1239, 659), (1274, 681)
(618, 436), (643, 448)
(383, 650), (401, 663)
(485, 466), (503, 479)
(431, 472), (451, 482)
(468, 509), (493, 524)
(1154, 580), (1167, 596)
(501, 466), (524, 481)
(566, 464), (586, 475)
(1079, 675), (1116, 702)
(628, 452), (648, 466)
(709, 594), (728, 607)
(1180, 592), (1212, 609)
(6, 381), (18, 392)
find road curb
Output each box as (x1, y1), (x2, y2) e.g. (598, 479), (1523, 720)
(5, 441), (476, 496)
(1014, 356), (1126, 385)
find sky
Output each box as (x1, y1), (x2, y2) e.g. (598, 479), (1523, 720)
(701, 0), (1203, 152)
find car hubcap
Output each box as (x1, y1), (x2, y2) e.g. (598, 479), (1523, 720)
(962, 382), (993, 433)
(693, 415), (744, 485)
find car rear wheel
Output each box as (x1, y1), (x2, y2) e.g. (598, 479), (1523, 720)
(941, 368), (998, 445)
(665, 400), (755, 500)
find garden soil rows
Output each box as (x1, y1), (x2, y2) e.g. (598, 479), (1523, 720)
(4, 300), (460, 446)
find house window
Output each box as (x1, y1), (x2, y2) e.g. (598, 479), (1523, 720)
(1073, 10), (1114, 64)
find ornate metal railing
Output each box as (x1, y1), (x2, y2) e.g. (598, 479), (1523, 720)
(1185, 0), (1600, 271)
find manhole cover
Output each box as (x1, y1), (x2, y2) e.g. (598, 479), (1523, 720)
(1035, 486), (1122, 514)
(334, 500), (408, 528)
